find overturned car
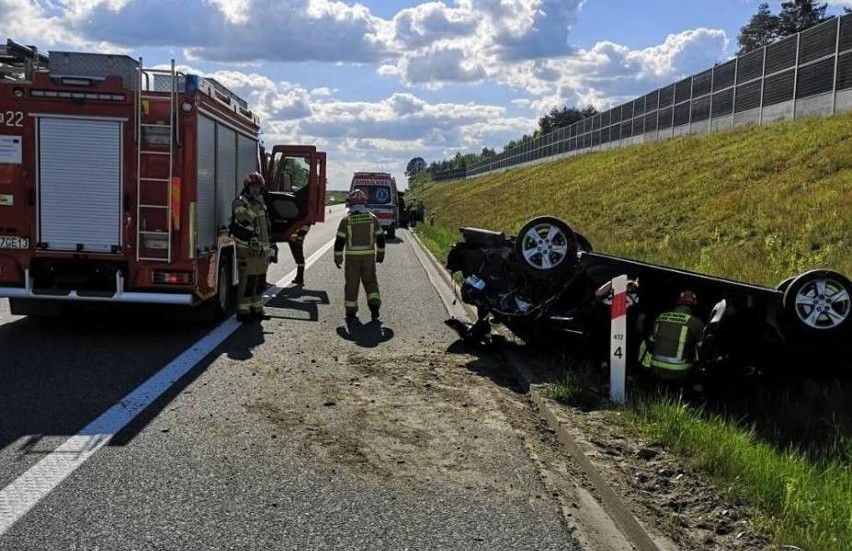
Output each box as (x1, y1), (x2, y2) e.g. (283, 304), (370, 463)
(445, 216), (852, 375)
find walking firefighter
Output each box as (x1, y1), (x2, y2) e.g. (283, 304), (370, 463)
(334, 189), (386, 321)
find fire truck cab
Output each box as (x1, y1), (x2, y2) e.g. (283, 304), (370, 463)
(265, 145), (326, 241)
(0, 40), (326, 318)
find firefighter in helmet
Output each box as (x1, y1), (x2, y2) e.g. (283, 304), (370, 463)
(334, 189), (385, 321)
(231, 171), (273, 322)
(288, 224), (310, 286)
(638, 290), (705, 381)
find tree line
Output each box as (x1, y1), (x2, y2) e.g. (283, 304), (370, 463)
(404, 104), (599, 184)
(736, 1), (847, 55)
(407, 0), (850, 185)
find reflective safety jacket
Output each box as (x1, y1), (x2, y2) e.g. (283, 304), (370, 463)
(334, 210), (385, 261)
(640, 305), (705, 373)
(231, 193), (272, 254)
(289, 224), (310, 243)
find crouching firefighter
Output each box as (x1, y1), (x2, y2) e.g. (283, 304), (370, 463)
(638, 290), (705, 382)
(334, 189), (385, 321)
(230, 171), (273, 322)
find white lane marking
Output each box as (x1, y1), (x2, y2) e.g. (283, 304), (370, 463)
(0, 238), (336, 535)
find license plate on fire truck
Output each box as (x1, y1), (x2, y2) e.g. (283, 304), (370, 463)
(0, 236), (29, 249)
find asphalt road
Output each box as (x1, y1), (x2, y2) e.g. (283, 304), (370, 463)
(0, 205), (582, 550)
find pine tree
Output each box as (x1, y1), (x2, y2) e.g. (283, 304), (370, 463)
(737, 3), (780, 55)
(777, 0), (829, 36)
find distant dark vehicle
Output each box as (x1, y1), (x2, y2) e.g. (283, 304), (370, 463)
(445, 216), (852, 375)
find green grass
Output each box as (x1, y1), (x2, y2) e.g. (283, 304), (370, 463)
(631, 395), (852, 550)
(409, 111), (852, 550)
(410, 222), (459, 259)
(413, 112), (852, 287)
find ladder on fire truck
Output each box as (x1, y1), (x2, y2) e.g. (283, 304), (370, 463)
(0, 39), (48, 82)
(135, 59), (179, 263)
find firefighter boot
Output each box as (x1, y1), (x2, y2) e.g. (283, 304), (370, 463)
(236, 305), (253, 323)
(292, 266), (305, 286)
(252, 307), (268, 320)
(250, 296), (267, 320)
(369, 304), (381, 322)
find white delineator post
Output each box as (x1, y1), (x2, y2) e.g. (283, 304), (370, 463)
(609, 274), (628, 404)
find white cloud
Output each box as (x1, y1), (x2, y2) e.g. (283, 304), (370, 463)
(501, 27), (729, 112)
(207, 0), (251, 25)
(0, 0), (391, 63)
(399, 46), (488, 85)
(390, 2), (477, 49)
(0, 0), (741, 185)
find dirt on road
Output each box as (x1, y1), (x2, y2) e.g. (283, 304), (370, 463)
(241, 331), (770, 550)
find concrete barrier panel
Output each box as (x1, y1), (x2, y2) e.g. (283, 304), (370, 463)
(762, 101), (794, 124)
(672, 125), (690, 137)
(795, 93), (835, 118)
(710, 115), (734, 132)
(835, 89), (852, 113)
(733, 108), (760, 128)
(690, 120), (710, 135)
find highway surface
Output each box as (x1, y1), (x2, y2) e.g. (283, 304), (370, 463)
(0, 204), (587, 550)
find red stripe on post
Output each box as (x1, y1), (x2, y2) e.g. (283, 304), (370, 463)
(611, 291), (627, 318)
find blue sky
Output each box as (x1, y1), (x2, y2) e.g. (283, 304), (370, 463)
(2, 0), (850, 189)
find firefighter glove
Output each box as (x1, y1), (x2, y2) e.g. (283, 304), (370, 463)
(376, 253), (385, 264)
(334, 258), (342, 269)
(248, 238), (263, 256)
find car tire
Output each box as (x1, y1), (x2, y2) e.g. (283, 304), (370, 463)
(514, 216), (578, 278)
(775, 276), (795, 292)
(575, 231), (593, 253)
(782, 269), (852, 335)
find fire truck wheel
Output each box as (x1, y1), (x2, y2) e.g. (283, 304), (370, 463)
(214, 256), (236, 320)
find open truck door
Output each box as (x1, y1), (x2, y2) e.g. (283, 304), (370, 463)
(264, 145), (327, 242)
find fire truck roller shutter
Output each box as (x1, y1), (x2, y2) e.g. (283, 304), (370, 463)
(215, 125), (237, 231)
(236, 134), (258, 197)
(196, 115), (217, 252)
(38, 117), (123, 252)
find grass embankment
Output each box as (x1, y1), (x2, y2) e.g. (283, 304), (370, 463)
(416, 112), (852, 286)
(410, 112), (852, 550)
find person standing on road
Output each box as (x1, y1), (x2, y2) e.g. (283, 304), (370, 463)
(638, 290), (705, 382)
(334, 189), (385, 321)
(230, 171), (273, 322)
(288, 224), (310, 286)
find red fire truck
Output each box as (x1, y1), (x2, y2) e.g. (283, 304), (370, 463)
(0, 40), (326, 318)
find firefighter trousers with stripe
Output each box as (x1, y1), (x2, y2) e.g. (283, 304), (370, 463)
(344, 256), (380, 315)
(237, 252), (268, 315)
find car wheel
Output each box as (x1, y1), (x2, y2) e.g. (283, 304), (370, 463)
(775, 276), (795, 292)
(782, 269), (851, 334)
(575, 231), (593, 253)
(514, 216), (577, 278)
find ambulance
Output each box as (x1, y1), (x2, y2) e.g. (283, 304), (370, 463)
(348, 172), (399, 238)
